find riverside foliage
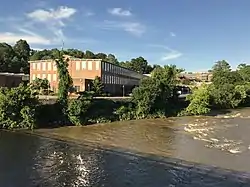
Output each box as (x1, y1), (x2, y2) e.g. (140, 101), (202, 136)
(1, 53), (250, 129)
(182, 60), (250, 115)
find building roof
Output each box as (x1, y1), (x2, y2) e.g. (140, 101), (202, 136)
(0, 72), (29, 77)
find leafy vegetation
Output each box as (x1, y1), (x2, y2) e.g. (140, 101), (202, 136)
(30, 78), (50, 94)
(55, 52), (73, 115)
(92, 76), (104, 96)
(2, 39), (250, 129)
(0, 84), (39, 129)
(183, 60), (250, 115)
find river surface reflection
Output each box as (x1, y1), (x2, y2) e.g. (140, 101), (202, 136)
(1, 108), (250, 186)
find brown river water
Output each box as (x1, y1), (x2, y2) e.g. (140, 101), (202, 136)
(36, 107), (250, 172)
(2, 108), (250, 186)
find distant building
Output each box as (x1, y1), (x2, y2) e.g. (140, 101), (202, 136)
(29, 56), (146, 96)
(0, 72), (29, 88)
(179, 72), (213, 82)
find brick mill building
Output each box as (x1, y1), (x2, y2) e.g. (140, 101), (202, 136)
(29, 56), (146, 96)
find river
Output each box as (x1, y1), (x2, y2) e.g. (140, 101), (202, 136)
(1, 108), (250, 186)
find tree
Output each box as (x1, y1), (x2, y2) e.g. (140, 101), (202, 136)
(129, 57), (149, 74)
(67, 94), (93, 126)
(184, 84), (211, 115)
(64, 49), (84, 59)
(56, 51), (73, 114)
(132, 65), (180, 118)
(95, 53), (107, 59)
(237, 63), (250, 82)
(0, 43), (15, 72)
(13, 40), (31, 74)
(0, 84), (39, 129)
(13, 40), (30, 60)
(92, 76), (104, 96)
(106, 54), (119, 65)
(85, 50), (95, 59)
(212, 60), (231, 72)
(30, 78), (50, 94)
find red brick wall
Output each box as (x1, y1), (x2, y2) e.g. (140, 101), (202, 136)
(29, 59), (102, 92)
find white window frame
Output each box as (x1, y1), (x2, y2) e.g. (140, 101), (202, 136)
(47, 74), (51, 82)
(53, 74), (57, 81)
(37, 63), (41, 70)
(96, 61), (100, 70)
(76, 61), (80, 70)
(48, 62), (52, 71)
(42, 74), (46, 79)
(37, 74), (40, 78)
(42, 62), (46, 71)
(32, 74), (36, 80)
(82, 61), (86, 69)
(88, 61), (92, 70)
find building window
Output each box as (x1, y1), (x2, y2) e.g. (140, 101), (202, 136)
(96, 61), (100, 70)
(37, 63), (41, 70)
(32, 63), (36, 70)
(42, 74), (46, 79)
(47, 74), (51, 82)
(42, 62), (46, 71)
(53, 62), (57, 71)
(32, 74), (36, 80)
(76, 61), (80, 70)
(88, 61), (92, 70)
(104, 74), (106, 83)
(37, 74), (40, 78)
(53, 74), (57, 81)
(82, 61), (86, 69)
(107, 75), (110, 84)
(105, 63), (107, 71)
(48, 62), (52, 71)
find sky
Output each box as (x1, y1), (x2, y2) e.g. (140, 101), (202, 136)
(1, 0), (250, 71)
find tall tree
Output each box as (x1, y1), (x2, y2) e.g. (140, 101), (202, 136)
(95, 53), (107, 59)
(237, 63), (250, 82)
(129, 57), (149, 74)
(106, 54), (119, 65)
(13, 40), (31, 74)
(212, 60), (231, 72)
(85, 50), (95, 59)
(56, 51), (73, 114)
(92, 76), (104, 96)
(0, 43), (16, 72)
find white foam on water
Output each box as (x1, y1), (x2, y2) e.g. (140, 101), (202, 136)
(184, 120), (246, 154)
(228, 148), (242, 154)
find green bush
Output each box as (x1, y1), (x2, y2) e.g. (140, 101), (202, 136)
(0, 85), (39, 129)
(67, 94), (93, 126)
(182, 84), (211, 116)
(115, 104), (136, 121)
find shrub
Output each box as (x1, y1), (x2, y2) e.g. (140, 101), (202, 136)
(67, 94), (93, 126)
(183, 84), (211, 115)
(0, 84), (39, 129)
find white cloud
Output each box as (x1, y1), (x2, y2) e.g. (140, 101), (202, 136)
(0, 32), (51, 45)
(27, 6), (76, 22)
(170, 32), (176, 37)
(148, 44), (182, 61)
(101, 20), (145, 36)
(108, 8), (132, 17)
(161, 52), (182, 61)
(26, 6), (77, 41)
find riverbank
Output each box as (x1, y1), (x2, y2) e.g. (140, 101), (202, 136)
(17, 108), (250, 173)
